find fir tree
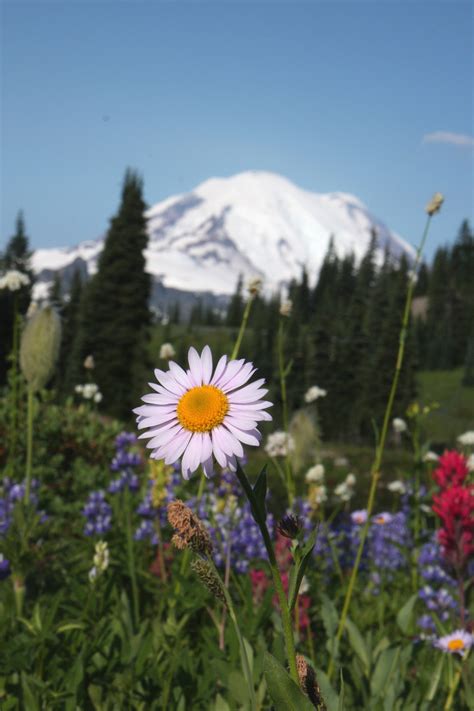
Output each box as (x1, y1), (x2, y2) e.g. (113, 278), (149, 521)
(75, 169), (150, 418)
(226, 275), (244, 327)
(0, 211), (34, 385)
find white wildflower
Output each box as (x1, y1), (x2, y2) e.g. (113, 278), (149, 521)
(345, 473), (356, 487)
(457, 431), (474, 447)
(247, 277), (263, 296)
(392, 417), (407, 434)
(89, 541), (109, 583)
(83, 355), (95, 370)
(93, 392), (103, 404)
(82, 383), (99, 400)
(334, 456), (349, 467)
(279, 299), (292, 317)
(305, 464), (325, 484)
(75, 384), (84, 394)
(309, 484), (327, 506)
(387, 480), (407, 494)
(304, 385), (327, 403)
(159, 342), (176, 360)
(265, 431), (295, 458)
(423, 451), (439, 463)
(0, 270), (30, 292)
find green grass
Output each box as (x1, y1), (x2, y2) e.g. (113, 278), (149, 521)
(417, 368), (474, 446)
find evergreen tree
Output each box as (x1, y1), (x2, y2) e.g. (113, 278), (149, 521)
(75, 169), (150, 418)
(58, 270), (83, 395)
(0, 211), (34, 385)
(226, 275), (244, 327)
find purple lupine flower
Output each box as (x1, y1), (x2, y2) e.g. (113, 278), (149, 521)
(0, 554), (11, 581)
(82, 491), (112, 536)
(0, 478), (45, 537)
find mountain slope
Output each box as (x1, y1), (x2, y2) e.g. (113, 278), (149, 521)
(32, 170), (414, 299)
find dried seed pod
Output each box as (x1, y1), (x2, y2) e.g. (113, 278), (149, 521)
(167, 499), (213, 555)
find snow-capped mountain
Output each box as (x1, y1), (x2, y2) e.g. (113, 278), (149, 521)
(32, 171), (414, 303)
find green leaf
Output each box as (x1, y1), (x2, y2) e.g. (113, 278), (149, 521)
(423, 654), (444, 702)
(213, 694), (231, 711)
(21, 673), (39, 711)
(263, 652), (315, 711)
(288, 526), (318, 612)
(345, 617), (370, 677)
(314, 668), (339, 711)
(252, 465), (268, 519)
(370, 647), (401, 698)
(337, 671), (345, 711)
(396, 593), (417, 635)
(228, 671), (250, 705)
(57, 622), (85, 633)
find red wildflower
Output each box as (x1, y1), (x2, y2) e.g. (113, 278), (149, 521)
(432, 484), (474, 569)
(433, 450), (469, 488)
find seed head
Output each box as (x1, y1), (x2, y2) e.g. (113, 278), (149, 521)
(296, 654), (327, 709)
(167, 499), (213, 555)
(277, 514), (302, 540)
(20, 306), (61, 392)
(425, 192), (444, 216)
(191, 558), (227, 606)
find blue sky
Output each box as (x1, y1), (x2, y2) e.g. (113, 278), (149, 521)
(1, 1), (472, 260)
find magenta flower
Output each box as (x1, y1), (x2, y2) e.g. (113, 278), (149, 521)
(134, 346), (272, 479)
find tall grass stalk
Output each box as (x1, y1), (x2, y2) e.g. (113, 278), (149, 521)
(277, 318), (295, 505)
(24, 386), (34, 504)
(327, 211), (436, 680)
(7, 294), (20, 475)
(230, 290), (257, 360)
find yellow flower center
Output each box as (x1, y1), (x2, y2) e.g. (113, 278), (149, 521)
(447, 639), (465, 652)
(177, 385), (229, 433)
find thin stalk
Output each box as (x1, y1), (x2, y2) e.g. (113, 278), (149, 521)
(24, 387), (34, 504)
(443, 650), (469, 711)
(154, 516), (167, 582)
(219, 538), (232, 651)
(230, 296), (254, 360)
(8, 294), (19, 475)
(235, 466), (298, 683)
(277, 319), (294, 505)
(208, 557), (257, 711)
(124, 485), (140, 628)
(327, 214), (433, 680)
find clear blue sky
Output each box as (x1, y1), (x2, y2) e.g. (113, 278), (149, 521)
(1, 1), (473, 260)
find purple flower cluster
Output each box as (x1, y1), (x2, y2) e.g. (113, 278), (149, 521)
(134, 467), (182, 544)
(109, 432), (141, 493)
(0, 477), (44, 537)
(82, 491), (112, 536)
(416, 537), (458, 632)
(187, 468), (274, 573)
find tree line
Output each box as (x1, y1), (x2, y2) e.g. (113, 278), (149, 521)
(1, 169), (472, 438)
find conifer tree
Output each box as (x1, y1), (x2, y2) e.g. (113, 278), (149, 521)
(75, 169), (150, 418)
(59, 269), (83, 395)
(226, 275), (244, 327)
(0, 211), (34, 384)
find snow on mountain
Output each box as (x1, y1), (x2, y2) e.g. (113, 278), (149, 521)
(31, 170), (415, 299)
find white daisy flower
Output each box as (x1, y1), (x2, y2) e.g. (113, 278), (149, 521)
(434, 629), (473, 655)
(134, 346), (272, 479)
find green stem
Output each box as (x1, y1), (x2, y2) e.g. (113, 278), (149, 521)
(8, 295), (19, 475)
(443, 650), (469, 711)
(278, 319), (294, 505)
(24, 386), (34, 504)
(208, 557), (257, 711)
(327, 214), (433, 681)
(235, 466), (298, 683)
(230, 296), (254, 360)
(124, 485), (140, 628)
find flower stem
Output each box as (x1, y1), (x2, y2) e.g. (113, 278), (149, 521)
(277, 319), (294, 505)
(235, 465), (298, 683)
(208, 557), (257, 711)
(327, 214), (433, 681)
(230, 295), (254, 360)
(443, 650), (469, 711)
(8, 294), (19, 476)
(124, 485), (140, 628)
(24, 386), (34, 504)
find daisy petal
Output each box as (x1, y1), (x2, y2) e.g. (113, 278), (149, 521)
(188, 347), (202, 386)
(224, 423), (261, 447)
(211, 355), (228, 385)
(201, 346), (213, 384)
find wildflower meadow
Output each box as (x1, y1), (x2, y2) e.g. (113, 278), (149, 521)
(0, 191), (473, 711)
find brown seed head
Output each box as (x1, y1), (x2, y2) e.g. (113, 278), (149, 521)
(191, 558), (227, 606)
(296, 654), (327, 710)
(425, 192), (444, 216)
(167, 499), (213, 555)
